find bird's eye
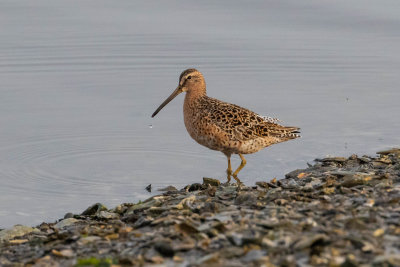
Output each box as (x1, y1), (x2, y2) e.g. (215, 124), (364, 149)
(187, 76), (192, 80)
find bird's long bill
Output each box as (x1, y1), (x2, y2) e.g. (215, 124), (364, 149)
(151, 86), (182, 117)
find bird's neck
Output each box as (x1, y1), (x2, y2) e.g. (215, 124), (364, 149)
(185, 84), (207, 104)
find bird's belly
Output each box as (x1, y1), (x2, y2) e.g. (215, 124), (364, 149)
(184, 121), (222, 151)
(183, 114), (228, 152)
(184, 118), (269, 155)
(236, 138), (269, 154)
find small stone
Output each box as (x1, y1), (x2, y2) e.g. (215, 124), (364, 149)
(145, 184), (152, 192)
(52, 249), (74, 258)
(54, 218), (80, 230)
(361, 241), (374, 252)
(188, 183), (203, 191)
(321, 157), (347, 163)
(359, 157), (371, 163)
(154, 241), (174, 257)
(196, 253), (220, 264)
(158, 185), (177, 191)
(150, 256), (164, 264)
(285, 169), (306, 179)
(81, 203), (107, 216)
(255, 181), (269, 188)
(105, 233), (119, 240)
(8, 239), (29, 244)
(373, 228), (385, 237)
(203, 177), (221, 186)
(297, 172), (309, 179)
(97, 211), (119, 219)
(175, 221), (199, 235)
(228, 233), (243, 246)
(242, 249), (266, 263)
(235, 192), (257, 205)
(340, 176), (366, 188)
(173, 255), (184, 262)
(373, 254), (400, 266)
(33, 255), (60, 267)
(323, 187), (335, 194)
(293, 234), (329, 250)
(280, 178), (300, 189)
(261, 237), (276, 248)
(63, 212), (74, 219)
(377, 148), (400, 156)
(0, 225), (37, 242)
(78, 236), (101, 245)
(175, 195), (196, 210)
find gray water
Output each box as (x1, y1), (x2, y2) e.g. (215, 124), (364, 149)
(1, 0), (399, 228)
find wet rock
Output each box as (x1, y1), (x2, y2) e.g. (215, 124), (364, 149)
(320, 157), (347, 163)
(97, 211), (119, 219)
(2, 149), (400, 267)
(373, 254), (400, 266)
(53, 218), (80, 230)
(203, 177), (221, 186)
(81, 203), (107, 216)
(51, 248), (74, 258)
(63, 212), (74, 219)
(377, 148), (400, 157)
(241, 249), (266, 263)
(154, 240), (174, 257)
(293, 234), (329, 250)
(285, 169), (307, 179)
(175, 195), (196, 210)
(196, 252), (220, 265)
(127, 196), (164, 212)
(0, 225), (37, 242)
(188, 183), (203, 191)
(280, 178), (300, 189)
(235, 192), (257, 205)
(78, 236), (101, 245)
(255, 181), (269, 188)
(158, 185), (177, 192)
(145, 184), (152, 192)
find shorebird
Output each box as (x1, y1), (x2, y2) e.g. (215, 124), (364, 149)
(152, 69), (300, 184)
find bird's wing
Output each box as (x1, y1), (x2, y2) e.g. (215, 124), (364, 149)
(200, 97), (300, 141)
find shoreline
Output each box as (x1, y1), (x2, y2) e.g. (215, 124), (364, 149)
(1, 149), (399, 266)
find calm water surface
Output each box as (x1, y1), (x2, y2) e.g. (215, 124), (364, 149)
(1, 0), (399, 227)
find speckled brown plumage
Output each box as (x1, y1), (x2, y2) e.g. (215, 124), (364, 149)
(152, 68), (300, 184)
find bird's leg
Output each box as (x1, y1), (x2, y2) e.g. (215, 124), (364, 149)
(232, 154), (246, 184)
(226, 155), (232, 183)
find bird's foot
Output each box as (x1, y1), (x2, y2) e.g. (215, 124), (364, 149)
(232, 175), (243, 189)
(222, 175), (232, 186)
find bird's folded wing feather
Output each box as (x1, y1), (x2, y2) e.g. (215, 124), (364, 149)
(199, 97), (300, 142)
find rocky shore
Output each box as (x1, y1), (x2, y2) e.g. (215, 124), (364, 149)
(1, 149), (400, 266)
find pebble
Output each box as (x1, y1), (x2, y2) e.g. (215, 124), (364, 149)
(0, 225), (37, 242)
(1, 150), (400, 266)
(53, 218), (80, 230)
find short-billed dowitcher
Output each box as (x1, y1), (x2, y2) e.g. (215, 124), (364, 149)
(152, 69), (300, 184)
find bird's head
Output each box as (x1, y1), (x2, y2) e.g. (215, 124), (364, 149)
(152, 68), (205, 117)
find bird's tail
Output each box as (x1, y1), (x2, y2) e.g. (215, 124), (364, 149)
(280, 126), (301, 140)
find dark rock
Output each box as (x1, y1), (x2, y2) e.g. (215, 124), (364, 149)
(235, 192), (257, 205)
(188, 183), (203, 191)
(63, 213), (74, 219)
(3, 149), (400, 267)
(81, 203), (107, 216)
(255, 181), (269, 188)
(377, 148), (400, 156)
(154, 241), (174, 257)
(158, 185), (177, 192)
(203, 177), (221, 186)
(145, 184), (152, 192)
